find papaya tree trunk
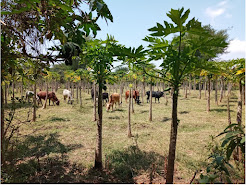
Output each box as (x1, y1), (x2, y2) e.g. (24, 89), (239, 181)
(4, 83), (7, 106)
(219, 77), (224, 102)
(76, 82), (79, 104)
(94, 78), (103, 170)
(32, 81), (37, 122)
(128, 88), (132, 137)
(227, 93), (231, 126)
(1, 85), (4, 165)
(236, 80), (243, 161)
(12, 80), (15, 102)
(166, 86), (179, 184)
(79, 81), (82, 108)
(207, 76), (211, 112)
(237, 80), (242, 125)
(185, 81), (188, 99)
(93, 81), (97, 121)
(199, 76), (202, 99)
(131, 88), (134, 113)
(42, 81), (48, 109)
(149, 82), (152, 121)
(204, 77), (207, 97)
(215, 76), (218, 105)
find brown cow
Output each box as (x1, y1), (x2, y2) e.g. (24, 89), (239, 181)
(37, 91), (60, 106)
(125, 90), (140, 104)
(106, 93), (121, 111)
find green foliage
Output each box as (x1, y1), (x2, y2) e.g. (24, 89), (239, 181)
(198, 136), (233, 184)
(83, 36), (118, 86)
(198, 124), (245, 184)
(143, 7), (228, 87)
(217, 124), (245, 160)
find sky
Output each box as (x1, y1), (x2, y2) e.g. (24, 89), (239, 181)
(95, 0), (245, 67)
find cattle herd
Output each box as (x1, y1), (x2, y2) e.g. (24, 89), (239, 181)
(25, 88), (170, 111)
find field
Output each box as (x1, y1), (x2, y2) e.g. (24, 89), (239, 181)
(3, 87), (245, 183)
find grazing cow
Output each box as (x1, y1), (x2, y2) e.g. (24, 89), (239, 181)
(106, 93), (121, 111)
(26, 91), (40, 103)
(91, 88), (98, 101)
(146, 91), (164, 103)
(37, 91), (60, 106)
(102, 92), (109, 103)
(125, 90), (141, 104)
(63, 89), (73, 104)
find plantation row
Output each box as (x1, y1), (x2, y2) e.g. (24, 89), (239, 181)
(2, 0), (245, 183)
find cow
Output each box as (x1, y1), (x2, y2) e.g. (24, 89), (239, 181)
(25, 90), (40, 103)
(91, 89), (108, 103)
(125, 90), (141, 104)
(146, 91), (164, 103)
(37, 91), (60, 106)
(102, 92), (109, 103)
(106, 93), (121, 111)
(63, 89), (73, 104)
(91, 88), (98, 101)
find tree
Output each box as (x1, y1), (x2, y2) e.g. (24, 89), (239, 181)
(84, 36), (117, 169)
(142, 8), (228, 183)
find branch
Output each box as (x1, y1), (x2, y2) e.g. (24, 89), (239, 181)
(142, 67), (173, 84)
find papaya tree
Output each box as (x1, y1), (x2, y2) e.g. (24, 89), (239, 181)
(142, 8), (228, 183)
(83, 36), (118, 169)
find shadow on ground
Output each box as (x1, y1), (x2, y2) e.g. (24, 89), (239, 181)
(2, 135), (167, 183)
(105, 145), (166, 183)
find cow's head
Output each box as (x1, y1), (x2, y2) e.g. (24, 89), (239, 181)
(55, 100), (60, 106)
(106, 103), (111, 111)
(160, 92), (164, 97)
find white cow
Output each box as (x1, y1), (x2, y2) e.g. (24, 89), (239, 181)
(63, 89), (73, 104)
(25, 90), (40, 103)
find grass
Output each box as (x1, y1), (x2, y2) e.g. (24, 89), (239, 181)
(2, 87), (245, 183)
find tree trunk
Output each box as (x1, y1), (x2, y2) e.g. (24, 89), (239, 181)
(76, 83), (79, 104)
(149, 82), (152, 121)
(242, 84), (245, 105)
(79, 81), (82, 108)
(131, 87), (134, 113)
(1, 86), (4, 165)
(237, 81), (243, 125)
(94, 78), (103, 170)
(141, 82), (144, 104)
(227, 94), (231, 126)
(236, 80), (243, 161)
(166, 86), (179, 184)
(128, 88), (132, 137)
(199, 76), (202, 99)
(188, 74), (192, 94)
(219, 77), (224, 102)
(21, 77), (23, 100)
(215, 77), (218, 106)
(185, 81), (188, 99)
(207, 76), (211, 112)
(12, 81), (15, 102)
(204, 77), (207, 97)
(120, 82), (123, 107)
(42, 81), (48, 109)
(193, 78), (196, 91)
(4, 83), (7, 106)
(32, 82), (37, 122)
(93, 81), (97, 121)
